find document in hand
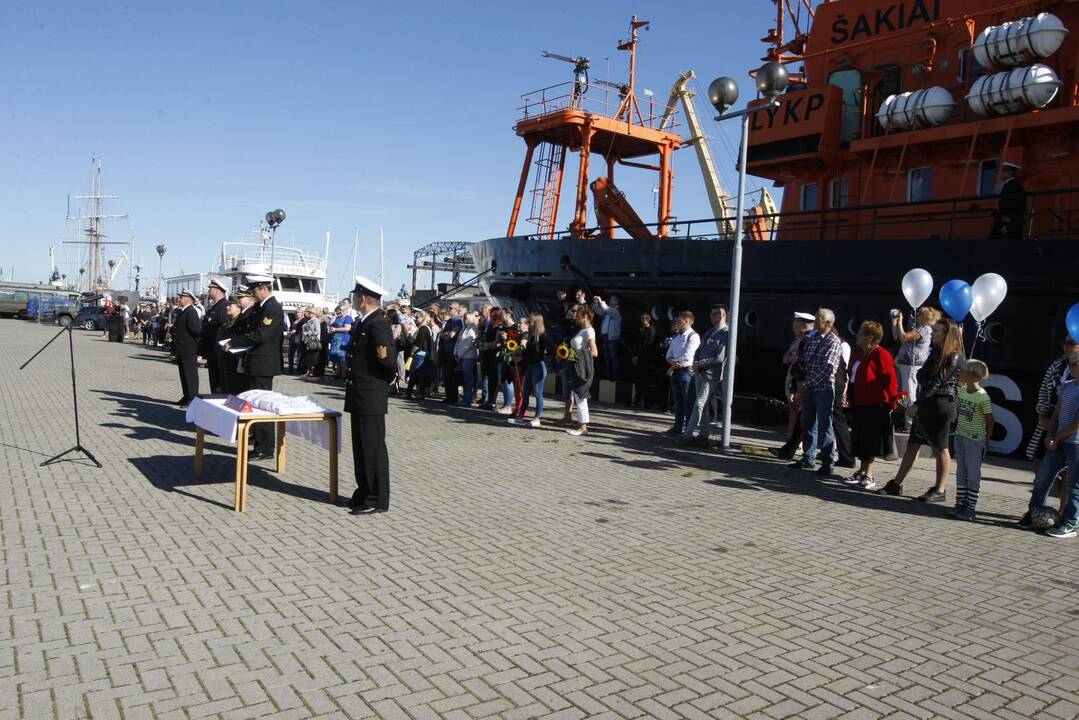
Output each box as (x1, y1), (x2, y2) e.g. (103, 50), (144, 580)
(218, 339), (251, 354)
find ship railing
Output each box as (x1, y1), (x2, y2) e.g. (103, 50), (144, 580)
(518, 81), (678, 131)
(505, 186), (1079, 244)
(219, 243), (325, 271)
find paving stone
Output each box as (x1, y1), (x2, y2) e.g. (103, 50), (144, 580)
(3, 321), (1079, 720)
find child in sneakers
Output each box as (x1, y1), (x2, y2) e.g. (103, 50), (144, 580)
(953, 360), (994, 520)
(1021, 351), (1079, 536)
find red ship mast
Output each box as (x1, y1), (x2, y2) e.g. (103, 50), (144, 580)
(506, 16), (684, 240)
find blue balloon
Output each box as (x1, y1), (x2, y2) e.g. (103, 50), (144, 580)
(939, 279), (973, 321)
(1067, 302), (1079, 342)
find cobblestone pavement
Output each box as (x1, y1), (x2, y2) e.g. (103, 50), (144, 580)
(2, 320), (1078, 720)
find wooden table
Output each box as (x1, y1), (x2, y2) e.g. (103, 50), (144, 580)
(193, 411), (341, 512)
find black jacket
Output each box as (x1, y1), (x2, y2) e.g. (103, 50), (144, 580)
(171, 305), (202, 355)
(345, 310), (398, 415)
(198, 298), (230, 357)
(232, 295), (285, 377)
(916, 348), (964, 401)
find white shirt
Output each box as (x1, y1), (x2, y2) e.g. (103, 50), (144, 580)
(358, 307), (380, 324)
(666, 328), (699, 368)
(571, 326), (596, 353)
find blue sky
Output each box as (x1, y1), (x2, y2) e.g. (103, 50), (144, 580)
(1, 1), (777, 298)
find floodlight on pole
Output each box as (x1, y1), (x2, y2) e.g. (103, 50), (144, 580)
(709, 62), (788, 451)
(264, 208), (286, 286)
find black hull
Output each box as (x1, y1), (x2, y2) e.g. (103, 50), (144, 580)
(472, 235), (1079, 457)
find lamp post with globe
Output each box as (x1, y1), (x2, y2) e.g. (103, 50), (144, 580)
(709, 61), (789, 450)
(264, 209), (286, 288)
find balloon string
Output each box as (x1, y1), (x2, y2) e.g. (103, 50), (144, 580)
(968, 320), (985, 359)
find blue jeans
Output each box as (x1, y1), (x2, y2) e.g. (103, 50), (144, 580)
(500, 363), (515, 409)
(459, 357), (477, 406)
(603, 337), (620, 380)
(1030, 442), (1079, 524)
(669, 368), (694, 432)
(801, 388), (836, 466)
(520, 361), (548, 417)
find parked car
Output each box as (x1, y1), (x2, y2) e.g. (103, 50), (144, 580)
(36, 298), (79, 326)
(74, 306), (107, 331)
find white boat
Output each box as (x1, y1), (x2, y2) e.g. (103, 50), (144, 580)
(216, 222), (337, 314)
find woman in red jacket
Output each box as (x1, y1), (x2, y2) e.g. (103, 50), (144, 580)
(843, 320), (900, 490)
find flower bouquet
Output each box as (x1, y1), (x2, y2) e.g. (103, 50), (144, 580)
(555, 342), (581, 363)
(498, 328), (525, 365)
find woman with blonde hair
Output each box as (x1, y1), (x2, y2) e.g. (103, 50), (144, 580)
(891, 306), (942, 431)
(406, 309), (435, 399)
(879, 317), (965, 501)
(510, 312), (555, 426)
(454, 311), (480, 406)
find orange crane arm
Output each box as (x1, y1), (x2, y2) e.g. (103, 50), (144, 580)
(590, 177), (656, 241)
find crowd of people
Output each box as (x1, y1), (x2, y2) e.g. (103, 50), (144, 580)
(97, 279), (1079, 534)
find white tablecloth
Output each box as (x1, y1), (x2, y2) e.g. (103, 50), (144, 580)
(186, 397), (342, 451)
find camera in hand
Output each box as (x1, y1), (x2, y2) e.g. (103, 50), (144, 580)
(889, 308), (901, 318)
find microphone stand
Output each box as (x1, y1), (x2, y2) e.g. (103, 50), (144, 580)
(19, 325), (102, 467)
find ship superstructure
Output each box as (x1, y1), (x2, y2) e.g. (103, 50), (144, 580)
(472, 4), (1079, 457)
(216, 223), (337, 314)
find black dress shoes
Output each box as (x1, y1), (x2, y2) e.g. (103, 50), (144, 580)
(349, 506), (387, 515)
(248, 450), (274, 461)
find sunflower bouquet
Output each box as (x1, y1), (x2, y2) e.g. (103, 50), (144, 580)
(498, 328), (525, 364)
(555, 342), (580, 363)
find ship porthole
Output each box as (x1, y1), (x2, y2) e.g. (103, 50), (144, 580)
(667, 307), (675, 321)
(847, 317), (863, 336)
(744, 310), (758, 328)
(985, 322), (1008, 344)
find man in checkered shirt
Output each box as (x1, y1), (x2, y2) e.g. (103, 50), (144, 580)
(791, 308), (843, 475)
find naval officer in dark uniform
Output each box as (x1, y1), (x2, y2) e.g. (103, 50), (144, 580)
(199, 279), (231, 393)
(344, 275), (397, 514)
(172, 288), (203, 407)
(223, 275), (284, 460)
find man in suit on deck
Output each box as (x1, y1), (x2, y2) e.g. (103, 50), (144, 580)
(199, 279), (231, 393)
(172, 288), (202, 407)
(344, 275), (397, 515)
(222, 275), (284, 460)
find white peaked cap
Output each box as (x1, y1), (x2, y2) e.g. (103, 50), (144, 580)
(246, 274), (273, 285)
(352, 275), (387, 298)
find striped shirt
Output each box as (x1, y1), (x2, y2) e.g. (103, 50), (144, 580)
(956, 387), (992, 440)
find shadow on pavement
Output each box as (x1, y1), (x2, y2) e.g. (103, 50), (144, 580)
(129, 455), (335, 512)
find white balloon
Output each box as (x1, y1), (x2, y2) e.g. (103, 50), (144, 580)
(971, 273), (1008, 322)
(901, 268), (934, 309)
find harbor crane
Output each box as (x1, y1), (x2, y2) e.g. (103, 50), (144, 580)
(660, 70), (778, 239)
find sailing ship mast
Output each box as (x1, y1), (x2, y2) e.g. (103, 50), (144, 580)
(65, 157), (127, 294)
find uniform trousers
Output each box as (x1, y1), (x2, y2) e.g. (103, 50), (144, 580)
(206, 352), (222, 394)
(248, 376), (274, 451)
(177, 351), (199, 402)
(350, 413), (390, 510)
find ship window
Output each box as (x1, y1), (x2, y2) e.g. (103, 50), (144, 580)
(301, 278), (321, 294)
(978, 159), (999, 196)
(958, 47), (988, 84)
(801, 183), (820, 211)
(908, 167), (933, 202)
(829, 178), (850, 208)
(278, 276), (301, 291)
